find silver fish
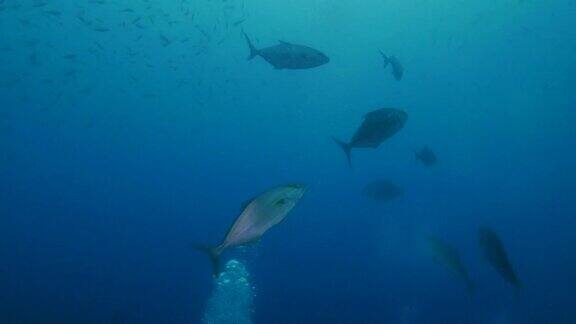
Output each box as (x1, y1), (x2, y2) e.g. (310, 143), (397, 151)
(243, 33), (329, 70)
(197, 184), (306, 276)
(333, 108), (408, 168)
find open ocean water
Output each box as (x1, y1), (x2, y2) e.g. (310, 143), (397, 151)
(1, 0), (576, 323)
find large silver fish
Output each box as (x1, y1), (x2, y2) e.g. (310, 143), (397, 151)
(243, 33), (329, 70)
(197, 184), (306, 276)
(333, 108), (408, 168)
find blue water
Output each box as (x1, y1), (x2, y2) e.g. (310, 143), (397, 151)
(1, 0), (575, 323)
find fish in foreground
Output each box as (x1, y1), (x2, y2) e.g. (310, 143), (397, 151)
(243, 32), (329, 70)
(196, 184), (306, 276)
(379, 50), (404, 81)
(416, 146), (437, 166)
(362, 180), (403, 202)
(333, 108), (407, 168)
(427, 236), (474, 292)
(478, 227), (521, 289)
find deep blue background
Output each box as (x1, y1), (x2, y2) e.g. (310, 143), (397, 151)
(1, 0), (575, 323)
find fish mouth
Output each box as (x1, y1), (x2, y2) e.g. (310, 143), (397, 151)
(286, 183), (306, 190)
(284, 183), (307, 197)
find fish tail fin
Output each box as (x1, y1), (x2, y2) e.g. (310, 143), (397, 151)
(379, 50), (389, 68)
(332, 137), (352, 168)
(243, 32), (259, 60)
(192, 244), (222, 277)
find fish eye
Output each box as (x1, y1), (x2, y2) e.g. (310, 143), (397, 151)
(275, 199), (287, 206)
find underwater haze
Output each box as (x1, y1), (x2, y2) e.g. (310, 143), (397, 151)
(1, 0), (576, 323)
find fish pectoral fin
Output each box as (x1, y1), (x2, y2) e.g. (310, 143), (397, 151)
(242, 237), (263, 247)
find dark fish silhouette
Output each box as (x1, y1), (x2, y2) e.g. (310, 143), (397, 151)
(379, 50), (404, 81)
(333, 108), (407, 167)
(416, 146), (437, 166)
(362, 180), (403, 201)
(44, 10), (62, 17)
(160, 35), (172, 47)
(243, 33), (329, 70)
(478, 227), (521, 288)
(427, 236), (474, 292)
(196, 184), (306, 276)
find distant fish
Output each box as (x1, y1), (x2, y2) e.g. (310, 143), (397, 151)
(94, 41), (104, 51)
(195, 184), (306, 276)
(416, 146), (437, 166)
(64, 69), (78, 78)
(427, 236), (474, 292)
(32, 1), (48, 7)
(160, 35), (172, 47)
(77, 15), (91, 26)
(29, 52), (40, 65)
(18, 18), (31, 28)
(78, 86), (93, 95)
(332, 108), (407, 168)
(379, 50), (404, 81)
(243, 32), (329, 70)
(233, 18), (246, 27)
(44, 10), (62, 17)
(478, 227), (521, 289)
(362, 180), (403, 201)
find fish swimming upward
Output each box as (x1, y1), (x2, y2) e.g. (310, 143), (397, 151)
(243, 32), (329, 70)
(333, 108), (407, 168)
(478, 227), (521, 289)
(427, 236), (474, 292)
(196, 184), (306, 276)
